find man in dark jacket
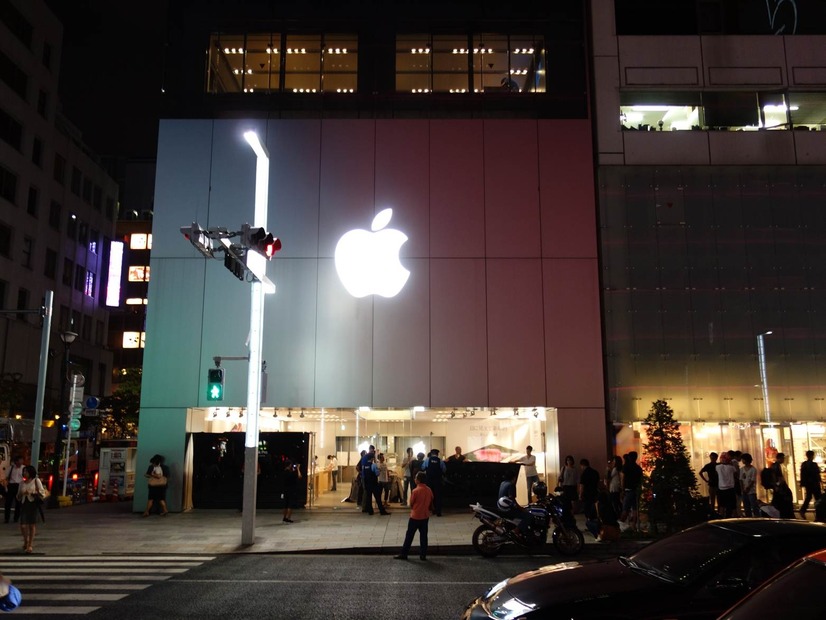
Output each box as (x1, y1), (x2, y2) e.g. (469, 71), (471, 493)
(800, 450), (822, 519)
(579, 458), (600, 524)
(423, 449), (446, 516)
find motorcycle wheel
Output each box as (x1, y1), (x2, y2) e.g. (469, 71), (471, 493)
(472, 524), (503, 558)
(552, 526), (584, 556)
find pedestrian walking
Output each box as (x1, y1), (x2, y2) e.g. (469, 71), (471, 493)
(394, 472), (433, 561)
(17, 466), (46, 554)
(800, 450), (822, 519)
(142, 454), (170, 517)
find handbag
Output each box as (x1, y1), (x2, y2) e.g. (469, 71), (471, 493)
(148, 476), (167, 487)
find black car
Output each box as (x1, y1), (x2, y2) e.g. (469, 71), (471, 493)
(717, 548), (826, 619)
(461, 519), (826, 620)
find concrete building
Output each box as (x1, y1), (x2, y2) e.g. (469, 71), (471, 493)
(137, 1), (606, 511)
(0, 0), (117, 429)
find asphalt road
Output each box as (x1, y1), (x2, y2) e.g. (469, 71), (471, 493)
(9, 554), (556, 619)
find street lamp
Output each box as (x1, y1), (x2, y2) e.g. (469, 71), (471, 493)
(49, 329), (77, 507)
(757, 330), (773, 423)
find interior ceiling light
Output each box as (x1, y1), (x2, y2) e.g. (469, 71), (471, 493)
(287, 409), (292, 418)
(300, 409), (305, 418)
(273, 410), (278, 418)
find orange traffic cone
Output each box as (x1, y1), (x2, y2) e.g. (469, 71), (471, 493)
(111, 478), (119, 501)
(98, 480), (107, 502)
(86, 483), (94, 504)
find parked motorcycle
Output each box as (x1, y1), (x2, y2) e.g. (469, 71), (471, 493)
(470, 483), (584, 558)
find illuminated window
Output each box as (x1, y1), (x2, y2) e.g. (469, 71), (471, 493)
(285, 35), (322, 93)
(84, 270), (95, 297)
(127, 265), (150, 282)
(106, 241), (123, 307)
(129, 233), (151, 250)
(122, 331), (145, 349)
(397, 34), (546, 94)
(125, 297), (148, 305)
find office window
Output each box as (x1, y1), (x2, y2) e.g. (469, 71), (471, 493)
(21, 235), (32, 268)
(321, 35), (357, 93)
(127, 265), (150, 282)
(31, 136), (43, 167)
(84, 270), (95, 297)
(0, 106), (22, 150)
(284, 35), (322, 93)
(44, 248), (56, 279)
(0, 222), (10, 257)
(26, 185), (37, 217)
(71, 167), (81, 196)
(66, 213), (77, 240)
(89, 228), (99, 254)
(129, 233), (152, 250)
(82, 314), (92, 340)
(74, 264), (84, 292)
(0, 49), (27, 99)
(37, 89), (48, 118)
(48, 200), (61, 230)
(53, 153), (65, 185)
(397, 33), (546, 94)
(125, 297), (148, 305)
(0, 163), (16, 204)
(16, 287), (29, 321)
(620, 91), (704, 131)
(788, 92), (826, 130)
(62, 257), (73, 287)
(82, 177), (92, 204)
(93, 185), (102, 211)
(42, 42), (52, 70)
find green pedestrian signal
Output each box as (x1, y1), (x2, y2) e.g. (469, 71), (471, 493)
(207, 367), (225, 401)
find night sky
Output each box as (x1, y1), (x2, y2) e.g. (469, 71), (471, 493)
(45, 0), (168, 159)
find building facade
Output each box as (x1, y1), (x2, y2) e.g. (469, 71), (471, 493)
(592, 0), (826, 500)
(137, 1), (606, 510)
(0, 0), (118, 428)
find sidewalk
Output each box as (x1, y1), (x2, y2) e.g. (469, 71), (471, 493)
(1, 501), (648, 559)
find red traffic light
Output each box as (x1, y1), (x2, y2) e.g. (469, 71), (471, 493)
(245, 226), (282, 260)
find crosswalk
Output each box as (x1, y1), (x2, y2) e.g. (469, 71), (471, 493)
(0, 554), (215, 615)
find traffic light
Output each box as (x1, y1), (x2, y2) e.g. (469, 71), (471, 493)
(223, 246), (246, 280)
(207, 367), (224, 401)
(243, 225), (282, 260)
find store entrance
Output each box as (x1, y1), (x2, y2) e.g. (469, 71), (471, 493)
(190, 431), (309, 509)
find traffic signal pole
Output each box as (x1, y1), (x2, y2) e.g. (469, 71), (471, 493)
(241, 130), (270, 546)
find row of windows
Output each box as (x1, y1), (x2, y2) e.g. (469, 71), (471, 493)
(620, 91), (826, 132)
(0, 157), (116, 221)
(0, 279), (105, 345)
(207, 32), (547, 95)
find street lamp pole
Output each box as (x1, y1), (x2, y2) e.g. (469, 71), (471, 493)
(49, 329), (77, 507)
(757, 330), (773, 423)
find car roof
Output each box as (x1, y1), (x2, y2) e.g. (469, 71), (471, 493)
(804, 548), (826, 565)
(707, 518), (826, 537)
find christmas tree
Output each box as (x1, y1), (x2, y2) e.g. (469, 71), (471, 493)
(642, 399), (703, 532)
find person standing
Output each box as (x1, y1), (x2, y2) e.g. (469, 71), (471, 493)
(3, 455), (24, 524)
(409, 452), (425, 494)
(142, 454), (170, 517)
(422, 449), (446, 516)
(620, 452), (643, 531)
(394, 472), (433, 561)
(327, 454), (338, 491)
(699, 452), (719, 514)
(362, 452), (389, 516)
(447, 446), (466, 463)
(739, 453), (758, 517)
(376, 453), (390, 506)
(607, 455), (623, 518)
(282, 459), (302, 523)
(17, 466), (45, 553)
(716, 452), (737, 518)
(579, 458), (600, 524)
(770, 452), (787, 487)
(557, 455), (579, 514)
(517, 446), (539, 502)
(800, 450), (822, 519)
(401, 447), (414, 504)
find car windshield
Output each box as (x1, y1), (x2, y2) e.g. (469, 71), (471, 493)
(720, 560), (825, 619)
(629, 525), (749, 584)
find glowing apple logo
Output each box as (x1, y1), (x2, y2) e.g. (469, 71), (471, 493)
(334, 208), (410, 298)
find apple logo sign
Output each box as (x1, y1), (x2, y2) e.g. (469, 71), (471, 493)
(334, 208), (410, 298)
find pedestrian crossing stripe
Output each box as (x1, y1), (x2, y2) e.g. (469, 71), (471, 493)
(0, 555), (215, 615)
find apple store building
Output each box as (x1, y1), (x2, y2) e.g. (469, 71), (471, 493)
(137, 118), (606, 511)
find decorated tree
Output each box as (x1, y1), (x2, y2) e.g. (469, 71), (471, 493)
(98, 368), (141, 438)
(642, 399), (703, 532)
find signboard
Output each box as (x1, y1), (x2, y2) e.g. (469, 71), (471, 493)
(69, 417), (81, 431)
(70, 386), (84, 403)
(71, 403), (83, 415)
(82, 409), (99, 417)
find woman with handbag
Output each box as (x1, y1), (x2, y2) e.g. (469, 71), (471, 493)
(142, 454), (170, 517)
(17, 465), (46, 553)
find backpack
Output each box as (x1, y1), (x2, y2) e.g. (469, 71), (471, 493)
(760, 467), (776, 490)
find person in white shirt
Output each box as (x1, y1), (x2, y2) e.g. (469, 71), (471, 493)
(327, 455), (338, 491)
(716, 452), (737, 518)
(4, 456), (24, 524)
(516, 446), (539, 501)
